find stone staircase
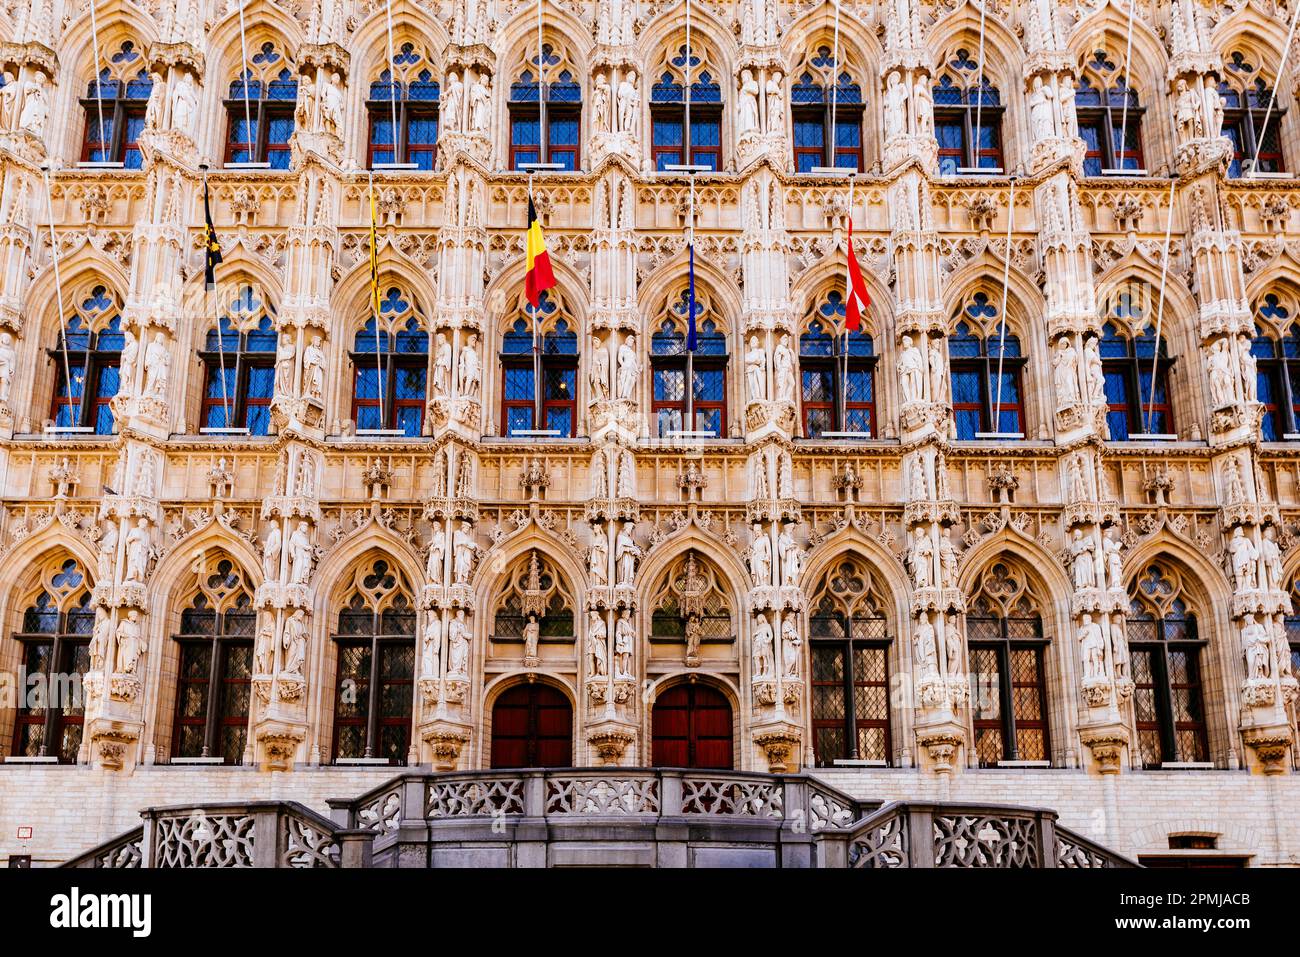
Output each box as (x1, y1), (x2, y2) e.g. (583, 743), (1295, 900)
(62, 768), (1137, 868)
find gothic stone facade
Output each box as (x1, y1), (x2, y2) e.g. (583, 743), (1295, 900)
(1, 0), (1300, 866)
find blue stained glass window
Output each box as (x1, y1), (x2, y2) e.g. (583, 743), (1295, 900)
(504, 367), (535, 401)
(503, 318), (533, 354)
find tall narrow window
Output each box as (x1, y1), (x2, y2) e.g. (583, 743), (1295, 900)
(350, 287), (429, 436)
(808, 558), (892, 765)
(49, 286), (124, 434)
(225, 42), (297, 168)
(948, 293), (1024, 439)
(932, 49), (1003, 174)
(1075, 49), (1145, 175)
(367, 41), (440, 169)
(509, 43), (581, 171)
(171, 558), (255, 763)
(1219, 51), (1285, 177)
(1099, 288), (1175, 439)
(1249, 293), (1300, 440)
(10, 559), (94, 763)
(200, 286), (278, 435)
(647, 551), (736, 656)
(651, 43), (723, 171)
(791, 45), (864, 172)
(966, 561), (1050, 767)
(489, 551), (576, 653)
(331, 560), (416, 765)
(799, 292), (876, 437)
(1127, 564), (1209, 768)
(651, 287), (727, 437)
(80, 41), (152, 168)
(498, 291), (578, 437)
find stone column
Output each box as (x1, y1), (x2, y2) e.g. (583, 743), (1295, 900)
(740, 172), (797, 440)
(589, 168), (640, 442)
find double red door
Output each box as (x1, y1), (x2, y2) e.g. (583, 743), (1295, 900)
(490, 684), (573, 768)
(651, 684), (733, 768)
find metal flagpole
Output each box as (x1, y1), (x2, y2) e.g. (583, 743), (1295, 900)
(829, 0), (841, 168)
(368, 170), (387, 428)
(204, 168), (233, 428)
(530, 176), (543, 431)
(235, 0), (256, 162)
(1246, 2), (1300, 176)
(991, 174), (1016, 432)
(43, 167), (80, 429)
(384, 0), (400, 162)
(1144, 175), (1178, 434)
(87, 0), (109, 163)
(537, 0), (547, 161)
(971, 0), (990, 169)
(685, 175), (696, 432)
(841, 178), (854, 431)
(1112, 0), (1138, 172)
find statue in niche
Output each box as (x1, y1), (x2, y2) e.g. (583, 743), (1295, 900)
(1239, 335), (1257, 402)
(453, 521), (477, 584)
(778, 526), (802, 585)
(898, 336), (924, 403)
(939, 533), (959, 588)
(614, 610), (633, 679)
(914, 615), (938, 678)
(426, 521), (445, 583)
(1227, 526), (1259, 590)
(457, 333), (481, 396)
(124, 519), (151, 583)
(1070, 529), (1097, 590)
(736, 70), (760, 139)
(444, 72), (464, 132)
(144, 72), (165, 130)
(781, 616), (801, 677)
(303, 336), (326, 401)
(274, 334), (296, 400)
(1103, 530), (1124, 590)
(590, 335), (610, 401)
(616, 334), (639, 399)
(883, 71), (908, 139)
(1207, 338), (1234, 407)
(0, 72), (18, 130)
(745, 336), (767, 402)
(774, 335), (796, 404)
(591, 450), (608, 497)
(18, 72), (49, 136)
(1174, 79), (1203, 140)
(1078, 614), (1106, 682)
(422, 612), (441, 678)
(616, 521), (640, 585)
(144, 333), (170, 399)
(470, 75), (491, 133)
(749, 522), (771, 583)
(928, 345), (947, 405)
(1242, 614), (1271, 679)
(1053, 338), (1081, 408)
(593, 74), (610, 132)
(1084, 336), (1105, 404)
(1261, 526), (1283, 590)
(288, 522), (313, 584)
(448, 610), (470, 676)
(262, 523), (282, 581)
(766, 71), (784, 134)
(172, 72), (197, 136)
(1028, 76), (1054, 141)
(114, 610), (144, 674)
(282, 610), (307, 675)
(618, 448), (636, 497)
(945, 622), (962, 674)
(753, 614), (774, 679)
(913, 76), (932, 136)
(256, 617), (275, 675)
(91, 610), (112, 670)
(523, 613), (539, 660)
(589, 531), (608, 585)
(587, 610), (608, 677)
(778, 452), (793, 498)
(909, 528), (933, 589)
(97, 522), (118, 579)
(433, 333), (451, 398)
(616, 71), (639, 135)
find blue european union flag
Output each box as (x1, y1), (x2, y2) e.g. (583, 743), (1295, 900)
(686, 243), (697, 352)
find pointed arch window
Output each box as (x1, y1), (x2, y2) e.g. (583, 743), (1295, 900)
(201, 286), (278, 434)
(799, 292), (876, 437)
(509, 43), (581, 170)
(967, 561), (1050, 767)
(1127, 564), (1209, 767)
(791, 45), (864, 172)
(1075, 50), (1145, 175)
(367, 41), (440, 169)
(350, 287), (429, 436)
(1099, 288), (1175, 439)
(80, 40), (153, 168)
(648, 551), (735, 647)
(224, 41), (298, 168)
(490, 551), (576, 646)
(651, 288), (727, 436)
(933, 49), (1003, 174)
(49, 286), (124, 434)
(1219, 52), (1284, 177)
(948, 293), (1024, 439)
(499, 291), (578, 437)
(1250, 293), (1300, 440)
(331, 560), (416, 765)
(171, 558), (255, 763)
(11, 559), (94, 763)
(809, 558), (892, 765)
(651, 43), (723, 171)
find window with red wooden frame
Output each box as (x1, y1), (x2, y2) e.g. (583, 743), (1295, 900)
(1128, 564), (1209, 769)
(809, 603), (891, 766)
(171, 582), (254, 764)
(498, 294), (578, 437)
(10, 562), (93, 764)
(651, 293), (728, 437)
(366, 42), (440, 170)
(932, 50), (1004, 175)
(799, 292), (876, 437)
(508, 44), (583, 171)
(1248, 297), (1300, 441)
(651, 683), (733, 769)
(948, 293), (1024, 439)
(350, 312), (429, 436)
(48, 287), (124, 435)
(790, 45), (864, 173)
(1219, 51), (1285, 177)
(649, 44), (724, 171)
(967, 615), (1050, 766)
(490, 683), (573, 768)
(1074, 50), (1145, 175)
(330, 564), (416, 765)
(224, 42), (297, 169)
(1099, 286), (1176, 439)
(79, 41), (152, 168)
(200, 291), (278, 435)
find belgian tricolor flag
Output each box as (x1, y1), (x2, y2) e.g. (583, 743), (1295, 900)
(524, 197), (556, 308)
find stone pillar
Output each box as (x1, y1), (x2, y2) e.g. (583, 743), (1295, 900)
(429, 161), (485, 439)
(589, 168), (640, 442)
(740, 172), (797, 440)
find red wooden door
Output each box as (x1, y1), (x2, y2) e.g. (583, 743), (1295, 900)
(651, 684), (733, 769)
(491, 684), (573, 768)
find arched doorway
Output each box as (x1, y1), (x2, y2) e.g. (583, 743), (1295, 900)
(490, 684), (573, 768)
(652, 684), (733, 769)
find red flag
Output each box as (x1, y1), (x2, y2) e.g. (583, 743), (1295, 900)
(845, 218), (870, 332)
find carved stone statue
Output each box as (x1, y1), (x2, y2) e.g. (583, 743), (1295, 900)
(779, 451), (793, 498)
(765, 71), (784, 134)
(773, 335), (796, 405)
(1228, 526), (1259, 590)
(282, 610), (307, 675)
(884, 71), (908, 139)
(616, 334), (639, 399)
(914, 615), (938, 678)
(1085, 336), (1105, 404)
(320, 72), (344, 135)
(114, 610), (143, 674)
(753, 613), (774, 678)
(523, 613), (539, 660)
(749, 523), (771, 583)
(898, 335), (924, 403)
(1174, 78), (1203, 141)
(144, 333), (170, 399)
(593, 73), (611, 131)
(18, 72), (49, 136)
(98, 522), (118, 579)
(1053, 338), (1081, 408)
(457, 333), (481, 396)
(1261, 526), (1283, 591)
(422, 612), (441, 677)
(0, 73), (18, 130)
(939, 533), (959, 588)
(91, 610), (112, 669)
(614, 609), (633, 679)
(1028, 76), (1054, 141)
(124, 519), (151, 583)
(0, 332), (15, 402)
(262, 523), (282, 581)
(737, 70), (760, 139)
(1079, 614), (1106, 682)
(588, 610), (608, 676)
(928, 345), (947, 405)
(448, 610), (469, 676)
(470, 75), (491, 133)
(1242, 614), (1270, 679)
(256, 617), (275, 675)
(172, 72), (197, 136)
(745, 335), (767, 401)
(288, 522), (313, 585)
(1207, 338), (1234, 408)
(589, 531), (607, 585)
(1070, 529), (1097, 590)
(1239, 334), (1257, 402)
(303, 336), (326, 401)
(453, 521), (477, 584)
(590, 335), (610, 401)
(781, 615), (801, 677)
(909, 527), (933, 589)
(433, 332), (451, 398)
(616, 71), (639, 135)
(1104, 530), (1124, 590)
(778, 526), (802, 585)
(616, 521), (640, 585)
(426, 521), (445, 583)
(618, 448), (636, 497)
